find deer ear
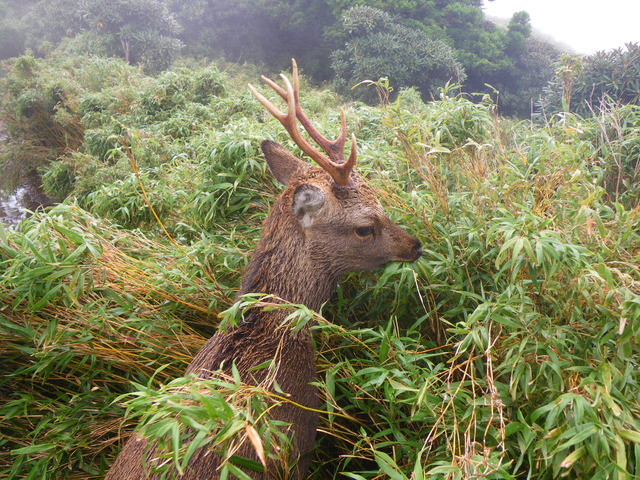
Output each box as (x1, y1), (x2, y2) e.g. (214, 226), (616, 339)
(261, 140), (309, 186)
(292, 184), (325, 228)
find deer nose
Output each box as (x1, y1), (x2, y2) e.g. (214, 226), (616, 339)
(412, 238), (423, 259)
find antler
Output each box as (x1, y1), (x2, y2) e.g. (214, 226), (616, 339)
(248, 59), (357, 186)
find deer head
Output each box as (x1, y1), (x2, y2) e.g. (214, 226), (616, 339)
(246, 60), (421, 306)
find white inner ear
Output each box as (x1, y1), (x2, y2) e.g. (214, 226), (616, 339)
(293, 186), (325, 229)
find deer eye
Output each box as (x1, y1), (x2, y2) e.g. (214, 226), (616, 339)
(355, 226), (375, 238)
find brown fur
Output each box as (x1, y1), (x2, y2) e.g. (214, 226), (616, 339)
(104, 140), (421, 479)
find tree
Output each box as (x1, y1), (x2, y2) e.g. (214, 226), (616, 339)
(331, 6), (465, 103)
(492, 13), (558, 117)
(26, 0), (183, 72)
(442, 2), (509, 89)
(502, 36), (560, 118)
(504, 11), (531, 57)
(0, 21), (26, 60)
(78, 0), (183, 71)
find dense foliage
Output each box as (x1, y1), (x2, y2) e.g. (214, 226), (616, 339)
(1, 54), (639, 480)
(26, 0), (184, 72)
(0, 0), (566, 117)
(330, 6), (465, 102)
(540, 43), (640, 117)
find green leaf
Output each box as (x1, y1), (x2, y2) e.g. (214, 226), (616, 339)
(12, 443), (57, 455)
(53, 225), (85, 245)
(554, 424), (599, 452)
(618, 429), (640, 444)
(229, 455), (265, 473)
(31, 284), (63, 310)
(426, 464), (460, 474)
(374, 450), (407, 480)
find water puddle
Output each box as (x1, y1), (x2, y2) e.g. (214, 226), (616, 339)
(0, 124), (51, 227)
(1, 185), (37, 226)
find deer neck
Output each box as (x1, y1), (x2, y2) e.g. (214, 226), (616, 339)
(239, 209), (338, 312)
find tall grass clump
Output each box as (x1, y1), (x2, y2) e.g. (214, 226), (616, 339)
(318, 87), (639, 480)
(0, 57), (638, 480)
(588, 103), (640, 208)
(306, 86), (639, 479)
(0, 205), (231, 478)
(0, 54), (141, 191)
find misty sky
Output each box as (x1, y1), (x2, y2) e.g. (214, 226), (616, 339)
(483, 0), (640, 54)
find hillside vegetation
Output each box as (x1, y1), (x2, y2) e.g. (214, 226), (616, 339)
(0, 0), (563, 117)
(0, 53), (639, 480)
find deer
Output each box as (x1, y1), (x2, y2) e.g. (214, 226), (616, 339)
(104, 59), (422, 480)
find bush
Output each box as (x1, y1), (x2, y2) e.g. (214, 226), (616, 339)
(540, 43), (640, 117)
(0, 53), (141, 191)
(27, 0), (184, 73)
(586, 103), (640, 208)
(331, 6), (465, 103)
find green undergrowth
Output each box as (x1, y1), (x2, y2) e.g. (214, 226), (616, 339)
(1, 54), (639, 479)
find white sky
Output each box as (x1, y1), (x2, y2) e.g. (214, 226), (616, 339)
(483, 0), (640, 54)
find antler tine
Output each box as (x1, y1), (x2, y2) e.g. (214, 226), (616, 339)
(290, 60), (349, 160)
(292, 58), (300, 104)
(346, 133), (357, 171)
(279, 73), (336, 172)
(249, 59), (356, 186)
(248, 82), (285, 120)
(248, 79), (316, 155)
(261, 75), (288, 101)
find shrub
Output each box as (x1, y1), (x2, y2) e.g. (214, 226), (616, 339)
(0, 53), (141, 191)
(539, 43), (640, 117)
(586, 103), (640, 208)
(331, 6), (465, 103)
(28, 0), (184, 72)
